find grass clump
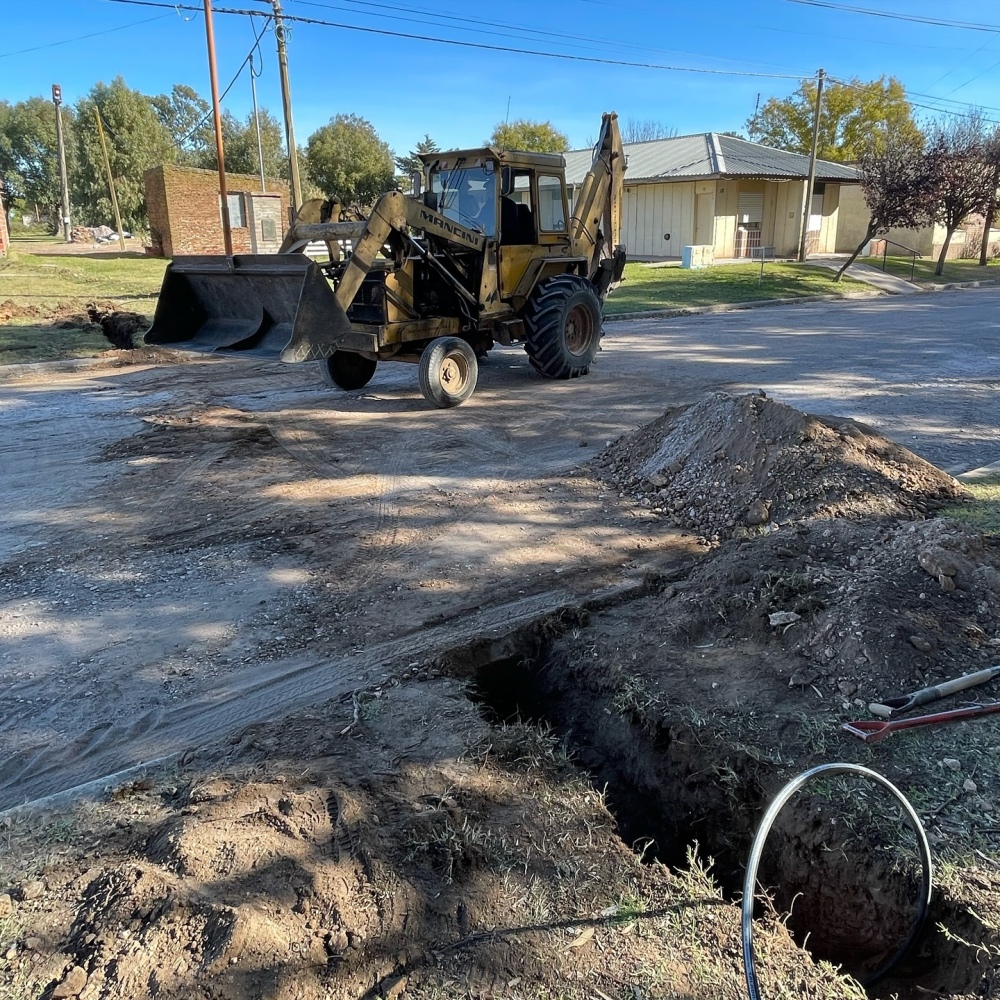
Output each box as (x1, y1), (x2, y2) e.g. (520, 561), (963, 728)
(870, 254), (999, 286)
(943, 471), (1000, 536)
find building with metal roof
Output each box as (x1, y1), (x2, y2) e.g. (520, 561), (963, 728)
(564, 132), (859, 260)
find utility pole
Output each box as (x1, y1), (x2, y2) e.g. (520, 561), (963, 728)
(249, 51), (266, 192)
(271, 0), (303, 215)
(94, 108), (126, 247)
(52, 84), (72, 242)
(203, 0), (233, 255)
(798, 67), (825, 263)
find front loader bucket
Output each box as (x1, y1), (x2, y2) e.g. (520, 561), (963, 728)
(146, 254), (355, 363)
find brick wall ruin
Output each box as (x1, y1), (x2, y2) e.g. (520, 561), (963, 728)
(144, 164), (291, 257)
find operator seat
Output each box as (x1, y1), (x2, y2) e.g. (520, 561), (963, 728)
(500, 197), (535, 245)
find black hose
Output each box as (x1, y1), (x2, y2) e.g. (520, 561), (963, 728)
(742, 762), (933, 1000)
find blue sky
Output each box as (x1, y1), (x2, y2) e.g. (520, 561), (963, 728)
(3, 0), (1000, 156)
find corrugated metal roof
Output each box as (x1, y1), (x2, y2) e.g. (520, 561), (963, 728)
(563, 132), (858, 185)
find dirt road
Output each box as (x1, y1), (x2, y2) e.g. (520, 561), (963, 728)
(2, 287), (1000, 810)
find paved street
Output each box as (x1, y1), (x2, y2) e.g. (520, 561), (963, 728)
(601, 285), (1000, 475)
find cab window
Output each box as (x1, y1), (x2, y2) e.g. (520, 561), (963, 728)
(429, 164), (497, 237)
(500, 167), (535, 245)
(538, 175), (566, 232)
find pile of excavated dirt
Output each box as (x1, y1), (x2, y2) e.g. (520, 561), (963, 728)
(592, 391), (966, 540)
(0, 298), (128, 329)
(0, 300), (43, 322)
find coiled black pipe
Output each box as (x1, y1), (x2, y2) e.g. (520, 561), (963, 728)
(742, 762), (933, 1000)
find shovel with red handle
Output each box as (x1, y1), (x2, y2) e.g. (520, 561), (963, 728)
(842, 702), (1000, 743)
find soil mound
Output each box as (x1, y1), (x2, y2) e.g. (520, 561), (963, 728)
(0, 298), (129, 329)
(593, 391), (966, 539)
(661, 516), (1000, 700)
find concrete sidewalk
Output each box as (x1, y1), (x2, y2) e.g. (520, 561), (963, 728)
(807, 258), (920, 294)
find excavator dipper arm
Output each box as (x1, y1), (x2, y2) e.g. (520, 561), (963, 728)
(570, 112), (626, 295)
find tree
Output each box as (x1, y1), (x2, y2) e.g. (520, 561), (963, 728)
(925, 112), (997, 275)
(621, 118), (676, 143)
(304, 114), (394, 205)
(487, 119), (569, 153)
(194, 108), (286, 179)
(834, 131), (935, 280)
(395, 134), (438, 175)
(73, 77), (176, 231)
(747, 76), (921, 163)
(978, 126), (1000, 266)
(150, 84), (210, 161)
(0, 96), (74, 224)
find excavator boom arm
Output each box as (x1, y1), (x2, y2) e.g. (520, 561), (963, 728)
(570, 112), (625, 291)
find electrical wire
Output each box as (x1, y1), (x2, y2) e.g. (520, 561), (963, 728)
(95, 0), (815, 79)
(289, 0), (798, 74)
(783, 0), (1000, 34)
(0, 12), (173, 59)
(175, 13), (273, 147)
(824, 76), (1000, 125)
(742, 763), (932, 1000)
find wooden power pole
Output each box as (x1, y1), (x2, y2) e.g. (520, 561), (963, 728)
(203, 0), (233, 256)
(94, 108), (127, 248)
(271, 0), (303, 215)
(52, 84), (72, 242)
(798, 68), (825, 263)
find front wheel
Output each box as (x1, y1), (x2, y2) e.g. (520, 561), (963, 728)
(418, 337), (478, 408)
(320, 351), (377, 391)
(522, 274), (602, 379)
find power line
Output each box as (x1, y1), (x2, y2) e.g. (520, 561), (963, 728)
(176, 13), (273, 147)
(289, 0), (798, 74)
(96, 0), (814, 79)
(783, 0), (1000, 35)
(827, 75), (1000, 125)
(0, 12), (173, 59)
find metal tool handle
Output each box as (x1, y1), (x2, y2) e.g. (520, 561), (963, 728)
(892, 701), (1000, 732)
(925, 664), (1000, 702)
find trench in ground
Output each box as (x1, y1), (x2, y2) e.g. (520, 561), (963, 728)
(454, 630), (997, 999)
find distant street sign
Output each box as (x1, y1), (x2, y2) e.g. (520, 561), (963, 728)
(751, 245), (776, 283)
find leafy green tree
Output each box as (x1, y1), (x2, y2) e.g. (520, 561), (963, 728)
(747, 76), (921, 163)
(487, 119), (569, 153)
(150, 84), (209, 161)
(395, 134), (439, 175)
(194, 108), (286, 179)
(73, 77), (176, 230)
(0, 96), (74, 224)
(304, 114), (394, 204)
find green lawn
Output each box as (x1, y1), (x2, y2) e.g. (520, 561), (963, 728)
(0, 324), (112, 364)
(943, 472), (1000, 536)
(0, 243), (168, 364)
(864, 254), (999, 286)
(603, 260), (870, 315)
(0, 243), (167, 312)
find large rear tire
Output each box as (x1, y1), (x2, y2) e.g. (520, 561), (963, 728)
(320, 351), (377, 391)
(522, 274), (602, 379)
(418, 337), (478, 408)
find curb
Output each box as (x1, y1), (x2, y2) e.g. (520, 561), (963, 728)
(923, 277), (1000, 292)
(957, 460), (1000, 482)
(0, 355), (111, 380)
(0, 348), (196, 380)
(604, 272), (1000, 323)
(604, 290), (879, 323)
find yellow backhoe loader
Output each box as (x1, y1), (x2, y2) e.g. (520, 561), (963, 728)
(147, 113), (626, 407)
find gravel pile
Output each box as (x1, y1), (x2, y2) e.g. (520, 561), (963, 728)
(592, 391), (965, 540)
